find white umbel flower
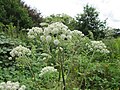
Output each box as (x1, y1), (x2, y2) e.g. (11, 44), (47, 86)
(40, 35), (45, 42)
(27, 27), (43, 38)
(8, 57), (12, 60)
(71, 30), (84, 37)
(66, 35), (72, 40)
(39, 66), (57, 77)
(10, 45), (31, 57)
(46, 35), (52, 42)
(60, 34), (66, 40)
(18, 85), (26, 90)
(88, 41), (110, 54)
(0, 81), (26, 90)
(53, 39), (60, 45)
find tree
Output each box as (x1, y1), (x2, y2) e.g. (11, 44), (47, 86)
(0, 0), (42, 29)
(76, 4), (106, 39)
(21, 1), (43, 27)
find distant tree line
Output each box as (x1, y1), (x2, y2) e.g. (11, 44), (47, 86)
(1, 0), (118, 39)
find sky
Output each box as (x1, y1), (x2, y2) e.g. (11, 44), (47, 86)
(22, 0), (120, 28)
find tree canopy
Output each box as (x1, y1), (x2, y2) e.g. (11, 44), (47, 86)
(76, 4), (106, 39)
(0, 0), (43, 29)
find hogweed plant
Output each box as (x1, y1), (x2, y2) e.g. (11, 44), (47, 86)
(27, 22), (88, 90)
(8, 22), (110, 89)
(27, 22), (110, 89)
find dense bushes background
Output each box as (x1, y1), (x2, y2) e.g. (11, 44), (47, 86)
(0, 0), (43, 29)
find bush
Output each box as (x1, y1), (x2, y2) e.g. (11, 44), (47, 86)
(0, 0), (33, 28)
(0, 32), (21, 67)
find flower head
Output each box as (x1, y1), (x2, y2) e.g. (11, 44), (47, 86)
(87, 41), (110, 54)
(39, 66), (57, 77)
(10, 45), (31, 57)
(27, 27), (43, 38)
(53, 39), (60, 45)
(0, 81), (26, 90)
(46, 35), (52, 42)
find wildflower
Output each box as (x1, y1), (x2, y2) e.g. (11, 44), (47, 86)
(8, 57), (12, 60)
(66, 35), (72, 40)
(0, 81), (26, 90)
(40, 35), (45, 41)
(27, 27), (43, 38)
(46, 35), (52, 42)
(18, 85), (26, 90)
(43, 28), (51, 35)
(71, 30), (84, 37)
(51, 28), (59, 34)
(60, 34), (66, 40)
(53, 39), (60, 45)
(39, 66), (57, 77)
(44, 22), (69, 35)
(88, 41), (110, 54)
(10, 45), (31, 57)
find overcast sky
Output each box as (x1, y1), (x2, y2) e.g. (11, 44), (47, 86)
(22, 0), (120, 28)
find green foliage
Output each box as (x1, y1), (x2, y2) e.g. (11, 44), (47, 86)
(0, 33), (20, 67)
(43, 14), (77, 30)
(76, 4), (106, 39)
(65, 54), (120, 89)
(0, 22), (29, 42)
(104, 37), (120, 61)
(104, 27), (116, 38)
(0, 0), (33, 28)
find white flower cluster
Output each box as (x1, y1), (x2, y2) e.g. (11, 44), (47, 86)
(28, 22), (85, 46)
(10, 45), (31, 57)
(0, 81), (26, 90)
(87, 41), (110, 54)
(70, 30), (84, 37)
(39, 66), (57, 77)
(43, 22), (69, 35)
(27, 27), (43, 38)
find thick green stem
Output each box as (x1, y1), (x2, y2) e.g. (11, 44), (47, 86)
(61, 60), (66, 90)
(60, 49), (66, 90)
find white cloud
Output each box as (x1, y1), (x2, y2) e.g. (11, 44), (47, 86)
(22, 0), (120, 28)
(22, 0), (83, 17)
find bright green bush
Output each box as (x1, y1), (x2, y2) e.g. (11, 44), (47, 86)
(76, 4), (106, 40)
